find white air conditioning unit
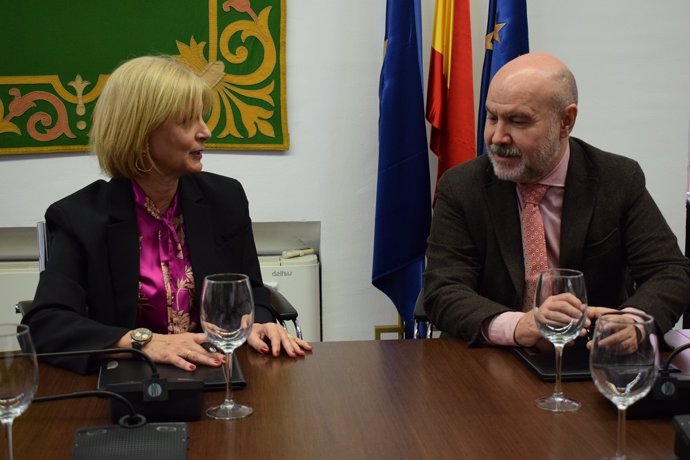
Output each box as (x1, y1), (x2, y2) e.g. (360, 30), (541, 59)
(259, 253), (321, 342)
(0, 261), (39, 323)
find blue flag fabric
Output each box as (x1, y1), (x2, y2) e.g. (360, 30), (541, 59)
(476, 0), (529, 155)
(373, 0), (431, 339)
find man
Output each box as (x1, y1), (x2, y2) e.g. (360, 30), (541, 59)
(423, 52), (690, 348)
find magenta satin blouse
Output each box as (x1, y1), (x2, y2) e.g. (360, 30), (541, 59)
(132, 181), (198, 334)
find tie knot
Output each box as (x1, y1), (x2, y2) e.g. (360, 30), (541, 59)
(519, 183), (549, 205)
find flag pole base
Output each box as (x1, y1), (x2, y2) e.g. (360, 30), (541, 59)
(374, 316), (404, 340)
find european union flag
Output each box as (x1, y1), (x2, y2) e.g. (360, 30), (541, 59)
(477, 0), (529, 155)
(373, 0), (431, 338)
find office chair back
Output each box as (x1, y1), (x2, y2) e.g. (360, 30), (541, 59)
(264, 285), (303, 339)
(37, 221), (48, 272)
(14, 222), (46, 315)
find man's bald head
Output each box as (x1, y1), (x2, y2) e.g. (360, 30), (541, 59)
(483, 52), (579, 183)
(490, 52), (578, 112)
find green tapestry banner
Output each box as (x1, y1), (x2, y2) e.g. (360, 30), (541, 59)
(0, 0), (288, 155)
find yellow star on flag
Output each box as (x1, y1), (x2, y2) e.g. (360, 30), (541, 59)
(485, 22), (506, 50)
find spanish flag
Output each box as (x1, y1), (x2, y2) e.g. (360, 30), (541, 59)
(426, 0), (475, 182)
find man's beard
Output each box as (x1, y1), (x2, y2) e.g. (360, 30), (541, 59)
(487, 122), (561, 183)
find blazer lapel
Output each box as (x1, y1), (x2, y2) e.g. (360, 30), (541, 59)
(559, 140), (598, 269)
(484, 170), (524, 296)
(178, 175), (216, 299)
(106, 178), (140, 326)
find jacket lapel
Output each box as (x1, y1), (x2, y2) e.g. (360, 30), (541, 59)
(178, 175), (216, 302)
(484, 167), (525, 296)
(483, 140), (598, 304)
(559, 140), (598, 268)
(106, 178), (140, 326)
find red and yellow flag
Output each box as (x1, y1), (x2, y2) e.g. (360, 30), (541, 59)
(426, 0), (475, 182)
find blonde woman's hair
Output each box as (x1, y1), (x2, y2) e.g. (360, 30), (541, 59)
(90, 55), (212, 178)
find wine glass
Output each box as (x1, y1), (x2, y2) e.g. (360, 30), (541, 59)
(532, 268), (588, 412)
(590, 311), (656, 460)
(0, 324), (39, 460)
(200, 273), (254, 420)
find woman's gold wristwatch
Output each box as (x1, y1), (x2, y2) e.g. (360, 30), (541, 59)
(130, 328), (153, 350)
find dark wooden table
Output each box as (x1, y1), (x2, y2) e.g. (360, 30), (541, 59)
(10, 339), (678, 459)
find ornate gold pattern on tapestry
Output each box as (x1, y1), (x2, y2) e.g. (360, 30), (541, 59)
(0, 74), (109, 150)
(0, 0), (286, 155)
(177, 5), (278, 141)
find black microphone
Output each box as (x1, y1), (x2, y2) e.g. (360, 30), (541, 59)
(38, 348), (171, 403)
(33, 389), (189, 458)
(652, 342), (690, 402)
(627, 341), (690, 420)
(38, 348), (204, 422)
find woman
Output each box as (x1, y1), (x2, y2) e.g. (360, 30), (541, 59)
(23, 55), (311, 374)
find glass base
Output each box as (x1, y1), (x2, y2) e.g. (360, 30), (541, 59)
(535, 395), (581, 413)
(206, 400), (253, 420)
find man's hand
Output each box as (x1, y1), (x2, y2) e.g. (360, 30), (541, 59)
(514, 309), (545, 347)
(586, 309), (647, 352)
(515, 293), (589, 347)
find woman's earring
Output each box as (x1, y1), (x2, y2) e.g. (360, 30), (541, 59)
(135, 143), (153, 174)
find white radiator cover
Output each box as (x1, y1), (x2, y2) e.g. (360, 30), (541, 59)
(0, 261), (39, 323)
(259, 254), (321, 342)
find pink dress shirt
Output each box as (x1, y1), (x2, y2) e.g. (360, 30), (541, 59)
(483, 147), (569, 345)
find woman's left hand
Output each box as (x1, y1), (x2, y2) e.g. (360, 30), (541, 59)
(247, 323), (312, 358)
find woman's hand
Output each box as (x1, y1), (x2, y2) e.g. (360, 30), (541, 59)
(247, 323), (312, 358)
(116, 331), (225, 371)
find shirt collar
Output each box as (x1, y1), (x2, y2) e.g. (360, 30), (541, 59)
(537, 142), (570, 188)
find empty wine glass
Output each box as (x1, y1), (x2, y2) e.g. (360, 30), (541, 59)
(590, 311), (656, 460)
(533, 268), (588, 412)
(200, 273), (254, 420)
(0, 324), (39, 460)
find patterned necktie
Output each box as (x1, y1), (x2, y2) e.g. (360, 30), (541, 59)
(519, 183), (550, 310)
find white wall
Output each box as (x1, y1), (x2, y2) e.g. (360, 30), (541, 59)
(1, 0), (688, 340)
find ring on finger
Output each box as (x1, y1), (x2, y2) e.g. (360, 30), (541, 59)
(184, 350), (192, 360)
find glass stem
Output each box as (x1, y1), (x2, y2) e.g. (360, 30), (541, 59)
(3, 420), (13, 460)
(553, 345), (565, 399)
(616, 407), (627, 459)
(222, 351), (234, 407)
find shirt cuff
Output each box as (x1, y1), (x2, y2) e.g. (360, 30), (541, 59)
(620, 307), (659, 367)
(482, 311), (525, 346)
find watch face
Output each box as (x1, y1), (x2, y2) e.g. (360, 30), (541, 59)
(132, 328), (152, 343)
